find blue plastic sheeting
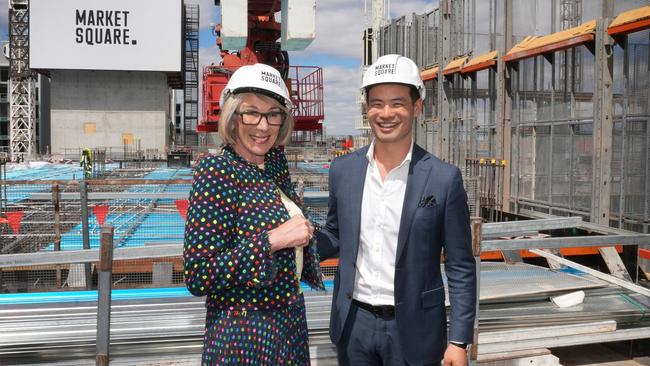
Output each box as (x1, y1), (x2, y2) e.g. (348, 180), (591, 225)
(296, 162), (330, 175)
(5, 163), (121, 204)
(558, 267), (588, 276)
(7, 164), (84, 181)
(41, 168), (192, 251)
(42, 212), (185, 250)
(0, 281), (334, 305)
(143, 168), (193, 180)
(6, 163), (121, 181)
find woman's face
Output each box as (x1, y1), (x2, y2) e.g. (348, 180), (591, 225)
(233, 93), (284, 165)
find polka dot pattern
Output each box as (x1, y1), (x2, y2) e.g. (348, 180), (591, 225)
(202, 300), (310, 365)
(183, 145), (324, 365)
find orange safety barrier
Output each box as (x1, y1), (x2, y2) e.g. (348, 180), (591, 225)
(421, 66), (439, 81)
(319, 246), (624, 265)
(640, 248), (650, 260)
(443, 55), (469, 76)
(504, 20), (596, 62)
(608, 5), (650, 35)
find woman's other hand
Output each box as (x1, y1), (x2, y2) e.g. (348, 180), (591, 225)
(268, 215), (314, 253)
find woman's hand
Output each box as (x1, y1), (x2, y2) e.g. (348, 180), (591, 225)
(268, 215), (314, 253)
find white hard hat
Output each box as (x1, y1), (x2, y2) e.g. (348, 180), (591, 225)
(361, 54), (425, 100)
(220, 63), (292, 108)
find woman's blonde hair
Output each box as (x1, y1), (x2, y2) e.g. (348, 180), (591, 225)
(218, 93), (295, 146)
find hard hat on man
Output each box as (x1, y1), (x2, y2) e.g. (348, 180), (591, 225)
(361, 54), (425, 101)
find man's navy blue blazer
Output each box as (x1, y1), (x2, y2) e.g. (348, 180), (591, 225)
(316, 143), (477, 365)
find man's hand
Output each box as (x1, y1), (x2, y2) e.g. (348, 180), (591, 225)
(443, 343), (467, 366)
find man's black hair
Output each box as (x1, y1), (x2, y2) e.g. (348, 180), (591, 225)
(365, 83), (420, 104)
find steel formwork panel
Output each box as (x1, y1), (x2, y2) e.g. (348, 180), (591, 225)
(375, 1), (649, 235)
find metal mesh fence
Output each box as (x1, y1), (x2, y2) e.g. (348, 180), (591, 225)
(0, 164), (329, 292)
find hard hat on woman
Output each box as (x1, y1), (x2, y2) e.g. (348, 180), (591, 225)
(220, 63), (293, 109)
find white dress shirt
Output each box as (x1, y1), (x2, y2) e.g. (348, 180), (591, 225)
(353, 139), (413, 306)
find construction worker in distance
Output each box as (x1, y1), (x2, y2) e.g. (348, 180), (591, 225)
(80, 148), (93, 179)
(316, 54), (477, 366)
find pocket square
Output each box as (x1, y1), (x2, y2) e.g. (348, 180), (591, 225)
(417, 195), (437, 208)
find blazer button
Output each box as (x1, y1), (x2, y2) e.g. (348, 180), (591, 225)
(346, 292), (352, 299)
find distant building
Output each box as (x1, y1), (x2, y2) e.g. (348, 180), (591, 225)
(0, 41), (50, 156)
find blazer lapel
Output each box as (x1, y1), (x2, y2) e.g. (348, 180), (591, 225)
(396, 146), (432, 262)
(349, 149), (369, 264)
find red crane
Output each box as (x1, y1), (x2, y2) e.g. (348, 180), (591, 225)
(199, 1), (324, 134)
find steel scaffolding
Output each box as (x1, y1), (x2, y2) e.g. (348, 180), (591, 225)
(8, 1), (36, 162)
(183, 4), (200, 147)
(374, 0), (650, 234)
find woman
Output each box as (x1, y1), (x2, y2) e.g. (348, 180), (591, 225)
(183, 63), (324, 365)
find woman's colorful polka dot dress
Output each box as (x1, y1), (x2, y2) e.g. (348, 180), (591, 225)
(184, 145), (324, 365)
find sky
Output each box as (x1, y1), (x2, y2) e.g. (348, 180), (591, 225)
(0, 0), (438, 136)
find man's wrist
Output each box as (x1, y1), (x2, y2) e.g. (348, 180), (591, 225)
(449, 341), (469, 350)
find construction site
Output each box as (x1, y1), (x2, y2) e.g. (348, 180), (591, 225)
(0, 0), (649, 365)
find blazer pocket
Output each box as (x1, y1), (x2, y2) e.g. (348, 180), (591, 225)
(415, 205), (438, 220)
(421, 286), (445, 308)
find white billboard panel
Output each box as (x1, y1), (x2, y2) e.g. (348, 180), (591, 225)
(29, 0), (182, 72)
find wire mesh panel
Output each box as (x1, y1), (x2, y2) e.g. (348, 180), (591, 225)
(0, 161), (330, 293)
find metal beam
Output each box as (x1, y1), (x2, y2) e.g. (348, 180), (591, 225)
(0, 243), (183, 268)
(481, 217), (584, 237)
(479, 320), (617, 344)
(479, 326), (650, 354)
(29, 192), (189, 200)
(482, 233), (650, 252)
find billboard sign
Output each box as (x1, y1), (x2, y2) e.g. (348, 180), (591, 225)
(29, 0), (182, 72)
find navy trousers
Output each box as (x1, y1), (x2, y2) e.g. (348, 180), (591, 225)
(336, 302), (439, 366)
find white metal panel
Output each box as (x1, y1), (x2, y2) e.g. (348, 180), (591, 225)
(29, 0), (182, 72)
(281, 0), (316, 51)
(220, 0), (248, 50)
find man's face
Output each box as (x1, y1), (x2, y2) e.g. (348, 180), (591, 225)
(366, 84), (422, 146)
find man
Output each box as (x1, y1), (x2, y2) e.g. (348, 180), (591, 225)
(316, 54), (476, 366)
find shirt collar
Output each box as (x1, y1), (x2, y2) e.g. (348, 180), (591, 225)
(366, 139), (414, 169)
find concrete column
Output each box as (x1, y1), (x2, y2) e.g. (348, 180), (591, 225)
(437, 0), (452, 161)
(498, 0), (513, 213)
(590, 18), (614, 226)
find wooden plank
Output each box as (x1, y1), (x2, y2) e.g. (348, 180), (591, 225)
(529, 249), (650, 297)
(545, 248), (565, 270)
(501, 250), (522, 263)
(599, 246), (633, 281)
